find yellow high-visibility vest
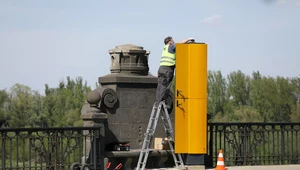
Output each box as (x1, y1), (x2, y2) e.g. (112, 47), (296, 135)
(160, 45), (176, 66)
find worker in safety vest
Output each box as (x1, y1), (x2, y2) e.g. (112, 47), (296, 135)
(155, 36), (193, 107)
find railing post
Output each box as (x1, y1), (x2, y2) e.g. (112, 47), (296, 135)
(99, 122), (106, 170)
(92, 113), (106, 170)
(208, 123), (213, 167)
(53, 130), (58, 170)
(81, 97), (107, 170)
(242, 124), (246, 165)
(1, 132), (6, 170)
(281, 125), (285, 165)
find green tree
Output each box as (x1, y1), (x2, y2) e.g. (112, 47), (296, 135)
(0, 89), (9, 122)
(207, 70), (227, 117)
(249, 73), (293, 122)
(249, 71), (267, 121)
(6, 84), (42, 127)
(43, 76), (91, 127)
(272, 76), (294, 122)
(232, 105), (263, 122)
(289, 77), (300, 122)
(226, 70), (250, 107)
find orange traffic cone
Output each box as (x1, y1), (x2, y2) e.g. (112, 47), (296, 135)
(215, 150), (226, 170)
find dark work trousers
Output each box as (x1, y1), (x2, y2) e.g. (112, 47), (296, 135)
(155, 65), (175, 104)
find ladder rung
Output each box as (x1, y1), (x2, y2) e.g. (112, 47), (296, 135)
(144, 134), (153, 137)
(137, 101), (185, 170)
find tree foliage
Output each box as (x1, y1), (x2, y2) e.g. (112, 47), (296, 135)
(0, 71), (300, 128)
(0, 76), (91, 128)
(208, 70), (300, 122)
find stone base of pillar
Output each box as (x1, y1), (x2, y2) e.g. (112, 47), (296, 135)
(103, 151), (211, 170)
(183, 154), (205, 165)
(104, 149), (176, 170)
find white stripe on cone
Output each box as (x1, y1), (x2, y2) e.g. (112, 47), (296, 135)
(218, 153), (223, 157)
(217, 161), (224, 165)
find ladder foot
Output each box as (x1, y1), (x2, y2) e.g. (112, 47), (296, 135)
(136, 101), (185, 169)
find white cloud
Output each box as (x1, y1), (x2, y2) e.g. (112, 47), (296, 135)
(276, 0), (300, 6)
(202, 15), (221, 24)
(277, 0), (288, 4)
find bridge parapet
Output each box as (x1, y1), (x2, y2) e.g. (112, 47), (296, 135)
(207, 122), (300, 168)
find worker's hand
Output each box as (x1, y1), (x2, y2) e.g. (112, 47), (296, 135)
(178, 38), (195, 44)
(187, 38), (195, 43)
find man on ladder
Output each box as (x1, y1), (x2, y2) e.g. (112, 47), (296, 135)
(156, 36), (192, 107)
(136, 36), (194, 170)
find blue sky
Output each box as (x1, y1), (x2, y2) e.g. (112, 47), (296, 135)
(0, 0), (299, 94)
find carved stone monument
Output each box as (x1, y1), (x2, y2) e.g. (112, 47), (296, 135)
(102, 44), (175, 147)
(81, 44), (175, 169)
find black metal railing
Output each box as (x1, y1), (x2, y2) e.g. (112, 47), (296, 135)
(2, 122), (300, 169)
(208, 122), (300, 167)
(0, 126), (103, 170)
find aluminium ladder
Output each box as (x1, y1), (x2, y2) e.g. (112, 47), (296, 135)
(136, 101), (185, 170)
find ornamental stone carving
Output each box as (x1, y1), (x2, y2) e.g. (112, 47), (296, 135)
(109, 44), (150, 75)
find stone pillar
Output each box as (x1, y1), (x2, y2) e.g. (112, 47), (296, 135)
(81, 44), (176, 169)
(81, 87), (118, 168)
(98, 44), (174, 149)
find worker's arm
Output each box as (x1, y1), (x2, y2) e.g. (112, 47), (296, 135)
(168, 43), (176, 53)
(177, 39), (189, 43)
(177, 38), (194, 44)
(170, 38), (194, 52)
